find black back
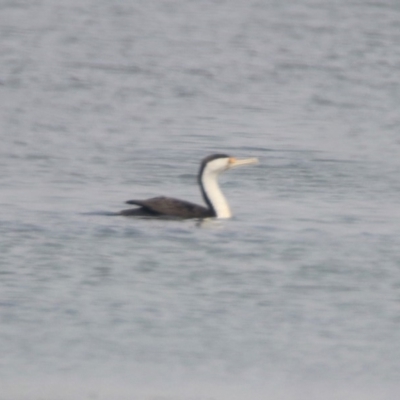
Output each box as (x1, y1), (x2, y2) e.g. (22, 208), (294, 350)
(121, 197), (214, 219)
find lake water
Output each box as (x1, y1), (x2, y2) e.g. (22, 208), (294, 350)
(1, 0), (400, 399)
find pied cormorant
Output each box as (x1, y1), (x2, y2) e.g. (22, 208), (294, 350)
(120, 154), (258, 219)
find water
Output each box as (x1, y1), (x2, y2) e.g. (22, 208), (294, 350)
(1, 0), (400, 398)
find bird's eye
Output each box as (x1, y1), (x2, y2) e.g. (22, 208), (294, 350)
(228, 157), (237, 165)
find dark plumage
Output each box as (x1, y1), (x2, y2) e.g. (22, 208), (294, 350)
(120, 196), (214, 218)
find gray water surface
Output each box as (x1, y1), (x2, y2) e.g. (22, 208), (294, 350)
(1, 0), (400, 399)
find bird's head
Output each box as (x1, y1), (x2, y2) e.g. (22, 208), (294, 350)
(199, 153), (259, 177)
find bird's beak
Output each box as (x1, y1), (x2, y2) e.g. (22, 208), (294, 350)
(228, 157), (259, 168)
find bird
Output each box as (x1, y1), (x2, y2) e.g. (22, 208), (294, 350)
(119, 153), (258, 219)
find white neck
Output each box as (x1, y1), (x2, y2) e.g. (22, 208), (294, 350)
(201, 168), (232, 219)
